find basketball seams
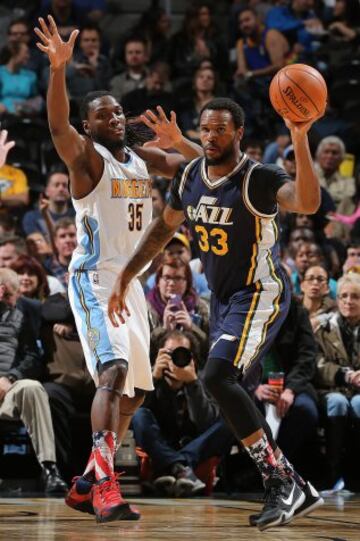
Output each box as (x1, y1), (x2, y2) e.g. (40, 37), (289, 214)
(284, 71), (320, 113)
(276, 72), (305, 120)
(270, 64), (327, 122)
(285, 65), (327, 93)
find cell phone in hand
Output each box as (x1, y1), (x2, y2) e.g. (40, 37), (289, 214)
(168, 294), (182, 312)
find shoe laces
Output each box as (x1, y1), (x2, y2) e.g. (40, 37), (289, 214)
(71, 476), (81, 484)
(98, 473), (125, 504)
(262, 477), (286, 510)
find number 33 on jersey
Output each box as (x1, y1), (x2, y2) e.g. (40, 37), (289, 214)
(168, 156), (291, 299)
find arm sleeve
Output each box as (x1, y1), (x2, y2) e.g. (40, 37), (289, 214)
(167, 163), (187, 211)
(248, 164), (291, 216)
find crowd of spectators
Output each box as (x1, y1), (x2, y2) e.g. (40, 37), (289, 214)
(0, 0), (360, 497)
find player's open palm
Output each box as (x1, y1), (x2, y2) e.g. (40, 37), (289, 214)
(141, 106), (182, 149)
(34, 15), (79, 69)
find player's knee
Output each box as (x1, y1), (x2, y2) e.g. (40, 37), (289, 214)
(16, 379), (44, 397)
(98, 358), (128, 389)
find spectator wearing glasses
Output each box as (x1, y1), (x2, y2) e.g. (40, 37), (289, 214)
(291, 241), (338, 300)
(315, 273), (360, 490)
(145, 232), (211, 299)
(146, 255), (209, 362)
(300, 264), (336, 330)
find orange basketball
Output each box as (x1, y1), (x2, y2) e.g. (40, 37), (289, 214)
(269, 64), (327, 123)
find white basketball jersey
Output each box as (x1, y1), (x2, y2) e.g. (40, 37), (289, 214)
(69, 142), (152, 273)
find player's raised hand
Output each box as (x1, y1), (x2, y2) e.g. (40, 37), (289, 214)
(34, 15), (79, 69)
(108, 272), (131, 327)
(284, 105), (326, 136)
(140, 106), (182, 149)
(0, 130), (15, 168)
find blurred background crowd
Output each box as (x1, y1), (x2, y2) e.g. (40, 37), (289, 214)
(1, 0), (360, 499)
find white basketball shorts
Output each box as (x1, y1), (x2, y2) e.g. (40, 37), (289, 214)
(68, 268), (153, 397)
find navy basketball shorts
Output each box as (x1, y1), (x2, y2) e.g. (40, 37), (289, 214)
(209, 271), (291, 391)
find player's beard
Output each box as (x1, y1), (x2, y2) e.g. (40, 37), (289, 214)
(205, 143), (235, 166)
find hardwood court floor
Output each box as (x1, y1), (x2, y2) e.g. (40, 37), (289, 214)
(0, 494), (359, 541)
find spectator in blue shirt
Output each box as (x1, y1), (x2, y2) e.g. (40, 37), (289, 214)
(266, 0), (324, 55)
(0, 42), (42, 116)
(22, 165), (75, 238)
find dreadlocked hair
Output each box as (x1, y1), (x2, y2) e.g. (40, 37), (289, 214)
(79, 91), (155, 148)
(125, 115), (155, 148)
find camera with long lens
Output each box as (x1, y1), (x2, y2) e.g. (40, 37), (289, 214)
(170, 346), (192, 368)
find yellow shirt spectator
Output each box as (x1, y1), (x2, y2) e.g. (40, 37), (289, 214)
(0, 164), (29, 207)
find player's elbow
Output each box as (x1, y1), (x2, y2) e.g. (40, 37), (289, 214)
(300, 197), (321, 215)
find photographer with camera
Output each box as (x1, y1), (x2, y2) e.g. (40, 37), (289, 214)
(131, 329), (234, 497)
(146, 255), (209, 361)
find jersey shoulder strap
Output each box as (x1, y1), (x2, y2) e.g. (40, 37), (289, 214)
(179, 157), (202, 198)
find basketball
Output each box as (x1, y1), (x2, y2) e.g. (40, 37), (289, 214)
(269, 64), (327, 123)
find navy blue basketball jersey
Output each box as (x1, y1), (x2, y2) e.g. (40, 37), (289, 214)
(168, 155), (291, 300)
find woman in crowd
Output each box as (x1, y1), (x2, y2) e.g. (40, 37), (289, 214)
(168, 3), (227, 91)
(131, 7), (172, 64)
(178, 66), (218, 142)
(315, 272), (360, 490)
(10, 254), (50, 300)
(326, 0), (360, 46)
(146, 255), (209, 363)
(300, 264), (336, 330)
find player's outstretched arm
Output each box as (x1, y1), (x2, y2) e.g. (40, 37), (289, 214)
(136, 106), (203, 178)
(108, 205), (185, 326)
(276, 112), (324, 214)
(35, 17), (80, 160)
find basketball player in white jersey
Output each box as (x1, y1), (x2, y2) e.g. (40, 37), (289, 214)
(35, 16), (203, 523)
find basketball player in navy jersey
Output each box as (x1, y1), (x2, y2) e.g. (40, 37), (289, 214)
(35, 16), (203, 524)
(109, 97), (325, 531)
